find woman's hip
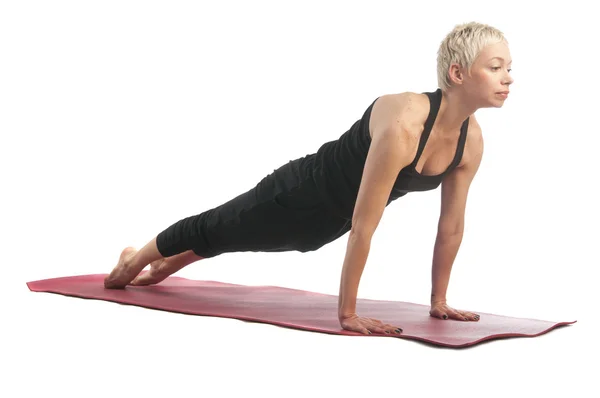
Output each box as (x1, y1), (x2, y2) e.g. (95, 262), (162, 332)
(204, 159), (350, 253)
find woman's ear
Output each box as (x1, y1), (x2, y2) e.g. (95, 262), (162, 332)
(448, 63), (464, 84)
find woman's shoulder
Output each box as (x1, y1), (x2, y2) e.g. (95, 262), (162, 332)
(369, 91), (430, 141)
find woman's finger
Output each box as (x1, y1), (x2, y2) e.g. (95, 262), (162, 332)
(468, 312), (480, 321)
(448, 309), (467, 321)
(458, 310), (479, 321)
(430, 307), (448, 320)
(459, 311), (474, 320)
(368, 325), (387, 334)
(351, 324), (371, 335)
(383, 324), (403, 334)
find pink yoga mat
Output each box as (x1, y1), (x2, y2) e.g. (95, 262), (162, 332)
(27, 274), (575, 348)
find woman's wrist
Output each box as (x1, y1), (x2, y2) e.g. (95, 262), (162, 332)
(338, 301), (357, 321)
(430, 293), (447, 306)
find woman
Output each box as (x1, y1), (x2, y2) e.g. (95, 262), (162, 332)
(104, 21), (514, 336)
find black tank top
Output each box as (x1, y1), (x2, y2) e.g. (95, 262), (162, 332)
(309, 88), (470, 219)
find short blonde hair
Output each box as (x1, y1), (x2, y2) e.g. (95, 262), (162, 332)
(437, 22), (507, 92)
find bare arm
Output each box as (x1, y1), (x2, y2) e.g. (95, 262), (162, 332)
(431, 126), (484, 306)
(337, 98), (416, 327)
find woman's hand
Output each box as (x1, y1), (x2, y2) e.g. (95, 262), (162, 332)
(430, 302), (480, 321)
(339, 314), (403, 335)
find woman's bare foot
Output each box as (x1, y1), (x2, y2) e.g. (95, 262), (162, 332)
(104, 247), (138, 289)
(130, 250), (205, 286)
(130, 258), (169, 286)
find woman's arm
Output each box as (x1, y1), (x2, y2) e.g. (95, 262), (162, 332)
(338, 95), (417, 332)
(431, 124), (483, 306)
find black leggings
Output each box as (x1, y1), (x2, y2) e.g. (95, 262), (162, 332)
(155, 155), (352, 258)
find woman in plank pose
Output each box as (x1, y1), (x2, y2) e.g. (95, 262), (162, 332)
(105, 21), (514, 336)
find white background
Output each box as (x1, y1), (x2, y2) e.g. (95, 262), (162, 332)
(2, 0), (598, 397)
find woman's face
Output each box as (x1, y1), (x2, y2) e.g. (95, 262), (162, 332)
(456, 41), (514, 108)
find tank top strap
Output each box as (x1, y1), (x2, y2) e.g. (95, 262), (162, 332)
(410, 89), (442, 168)
(448, 117), (470, 169)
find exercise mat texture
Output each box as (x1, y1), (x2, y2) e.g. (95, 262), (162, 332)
(27, 274), (575, 348)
